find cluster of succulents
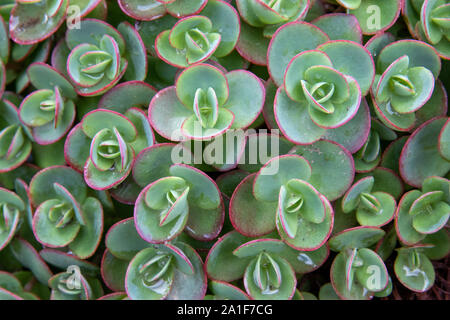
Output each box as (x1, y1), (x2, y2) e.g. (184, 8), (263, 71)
(0, 0), (448, 301)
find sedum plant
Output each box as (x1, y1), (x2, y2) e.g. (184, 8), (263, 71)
(154, 0), (240, 68)
(30, 166), (103, 259)
(0, 0), (448, 302)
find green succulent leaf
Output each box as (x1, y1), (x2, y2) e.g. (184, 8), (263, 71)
(394, 247), (435, 292)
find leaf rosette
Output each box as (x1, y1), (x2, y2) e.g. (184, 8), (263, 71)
(49, 269), (103, 300)
(134, 163), (224, 243)
(395, 176), (450, 245)
(235, 155), (335, 250)
(341, 176), (396, 227)
(283, 49), (362, 129)
(103, 219), (207, 300)
(125, 242), (206, 300)
(65, 109), (154, 190)
(19, 63), (78, 145)
(55, 19), (147, 96)
(30, 166), (104, 259)
(148, 63), (265, 141)
(394, 245), (436, 292)
(371, 40), (441, 131)
(155, 0), (240, 68)
(271, 35), (376, 144)
(328, 226), (388, 299)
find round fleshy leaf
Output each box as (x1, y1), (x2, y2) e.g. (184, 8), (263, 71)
(176, 64), (229, 109)
(134, 178), (189, 244)
(292, 140), (355, 200)
(233, 238), (287, 258)
(422, 229), (450, 260)
(223, 70), (265, 129)
(164, 241), (207, 300)
(84, 144), (134, 191)
(253, 155), (312, 203)
(181, 108), (235, 140)
(9, 238), (52, 285)
(400, 117), (450, 188)
(329, 226), (385, 251)
(105, 218), (149, 261)
(312, 13), (362, 43)
(148, 87), (194, 141)
(10, 0), (68, 45)
(118, 0), (166, 21)
(40, 249), (99, 276)
(65, 19), (125, 52)
(64, 124), (91, 172)
(229, 173), (277, 237)
(100, 250), (127, 292)
(118, 22), (148, 81)
(98, 81), (157, 114)
(132, 143), (193, 187)
(29, 166), (87, 206)
(371, 96), (416, 132)
(27, 63), (77, 100)
(324, 99), (371, 154)
(284, 49), (333, 103)
(342, 176), (374, 213)
(81, 109), (137, 141)
(205, 231), (253, 282)
(377, 40), (441, 78)
(209, 280), (250, 300)
(354, 248), (389, 292)
(236, 21), (270, 66)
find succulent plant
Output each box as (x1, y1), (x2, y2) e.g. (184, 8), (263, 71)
(65, 108), (154, 190)
(328, 226), (389, 300)
(0, 0), (448, 302)
(149, 63), (265, 140)
(396, 176), (449, 245)
(154, 0), (240, 68)
(342, 176), (396, 227)
(30, 166), (104, 259)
